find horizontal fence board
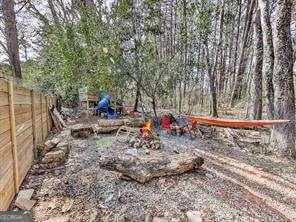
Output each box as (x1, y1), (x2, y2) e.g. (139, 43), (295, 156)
(15, 112), (32, 126)
(0, 118), (10, 135)
(0, 92), (9, 106)
(0, 80), (8, 93)
(0, 106), (10, 120)
(14, 94), (32, 105)
(0, 142), (13, 172)
(0, 79), (53, 210)
(16, 127), (33, 146)
(14, 104), (32, 116)
(0, 175), (15, 210)
(16, 119), (32, 136)
(0, 142), (14, 210)
(13, 86), (31, 96)
(17, 135), (33, 164)
(0, 130), (11, 149)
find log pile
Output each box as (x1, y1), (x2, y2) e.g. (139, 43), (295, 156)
(100, 153), (204, 183)
(50, 107), (67, 133)
(38, 137), (70, 169)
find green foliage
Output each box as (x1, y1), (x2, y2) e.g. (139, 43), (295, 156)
(25, 4), (125, 103)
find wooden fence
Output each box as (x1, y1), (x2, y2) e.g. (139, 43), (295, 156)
(0, 78), (53, 210)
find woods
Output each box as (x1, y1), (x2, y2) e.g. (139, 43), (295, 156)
(1, 1), (296, 220)
(0, 0), (295, 159)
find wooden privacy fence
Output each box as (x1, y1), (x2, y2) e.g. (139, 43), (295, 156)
(0, 78), (53, 210)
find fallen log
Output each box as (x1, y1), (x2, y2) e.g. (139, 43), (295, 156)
(53, 108), (67, 128)
(94, 126), (120, 134)
(126, 118), (144, 127)
(50, 109), (63, 133)
(100, 153), (204, 183)
(71, 124), (93, 138)
(98, 119), (127, 127)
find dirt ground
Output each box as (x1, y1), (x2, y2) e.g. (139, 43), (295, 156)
(14, 117), (296, 222)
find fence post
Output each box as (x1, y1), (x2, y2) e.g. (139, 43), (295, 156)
(45, 96), (49, 136)
(31, 90), (37, 158)
(8, 81), (19, 191)
(40, 94), (44, 141)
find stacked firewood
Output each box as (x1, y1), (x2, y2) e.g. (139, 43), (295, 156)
(128, 135), (162, 150)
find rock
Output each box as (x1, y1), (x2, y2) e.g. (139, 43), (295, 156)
(89, 209), (98, 222)
(71, 124), (93, 139)
(44, 138), (60, 151)
(173, 150), (179, 154)
(41, 149), (65, 164)
(152, 217), (170, 222)
(40, 162), (61, 169)
(125, 148), (138, 156)
(119, 174), (132, 181)
(100, 153), (204, 183)
(61, 199), (73, 213)
(43, 215), (70, 222)
(205, 173), (214, 179)
(105, 193), (115, 203)
(57, 142), (70, 154)
(15, 189), (35, 211)
(145, 214), (152, 222)
(15, 199), (36, 211)
(186, 211), (202, 222)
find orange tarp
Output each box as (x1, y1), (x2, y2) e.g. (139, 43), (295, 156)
(185, 115), (289, 129)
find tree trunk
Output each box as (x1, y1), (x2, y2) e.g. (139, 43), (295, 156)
(231, 0), (256, 106)
(134, 85), (141, 112)
(2, 0), (22, 81)
(48, 0), (60, 25)
(213, 0), (225, 93)
(271, 0), (296, 159)
(230, 0), (243, 92)
(151, 97), (157, 118)
(249, 8), (263, 120)
(204, 45), (218, 117)
(258, 0), (275, 119)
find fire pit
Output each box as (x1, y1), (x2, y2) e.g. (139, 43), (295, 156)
(128, 119), (162, 150)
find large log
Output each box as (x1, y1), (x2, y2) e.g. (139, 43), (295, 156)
(98, 119), (127, 127)
(71, 124), (93, 138)
(94, 126), (120, 134)
(126, 118), (144, 127)
(99, 153), (204, 183)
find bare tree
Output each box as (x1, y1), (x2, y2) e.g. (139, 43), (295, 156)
(271, 0), (296, 158)
(231, 0), (255, 106)
(249, 7), (263, 120)
(2, 0), (22, 80)
(258, 0), (275, 119)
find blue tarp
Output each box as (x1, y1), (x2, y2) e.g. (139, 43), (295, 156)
(96, 92), (117, 119)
